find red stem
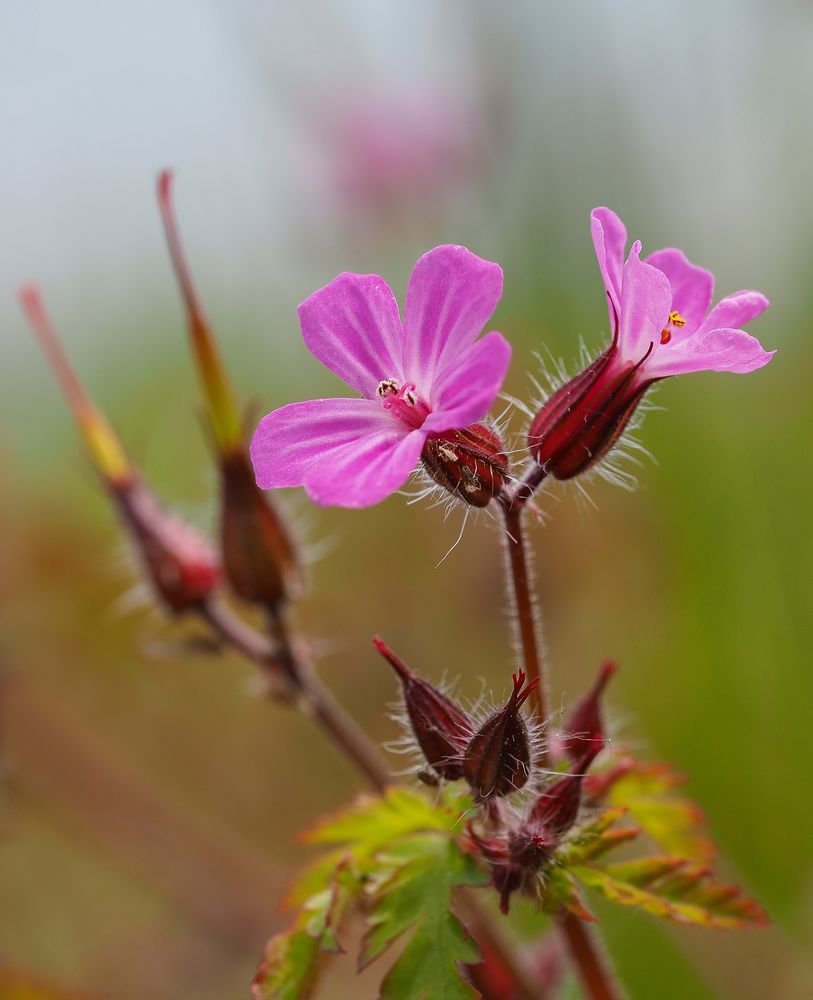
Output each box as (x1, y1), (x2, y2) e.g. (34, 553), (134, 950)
(559, 913), (624, 1000)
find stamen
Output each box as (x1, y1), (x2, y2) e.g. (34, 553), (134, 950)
(377, 378), (399, 398)
(668, 310), (686, 328)
(660, 328), (672, 345)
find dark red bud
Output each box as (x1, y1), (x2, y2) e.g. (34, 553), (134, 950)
(528, 347), (649, 480)
(220, 449), (301, 612)
(421, 423), (509, 507)
(558, 660), (617, 762)
(468, 825), (548, 914)
(374, 637), (473, 781)
(527, 747), (600, 841)
(462, 670), (538, 802)
(112, 478), (219, 613)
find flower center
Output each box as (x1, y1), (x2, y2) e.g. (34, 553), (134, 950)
(377, 378), (431, 430)
(659, 310), (686, 345)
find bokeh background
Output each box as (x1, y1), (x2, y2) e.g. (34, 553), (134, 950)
(2, 2), (812, 997)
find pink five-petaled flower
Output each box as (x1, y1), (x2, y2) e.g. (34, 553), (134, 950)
(250, 246), (510, 507)
(528, 207), (775, 480)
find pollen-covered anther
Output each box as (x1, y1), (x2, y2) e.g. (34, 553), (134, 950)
(377, 378), (399, 398)
(462, 668), (539, 802)
(421, 422), (509, 508)
(373, 636), (474, 781)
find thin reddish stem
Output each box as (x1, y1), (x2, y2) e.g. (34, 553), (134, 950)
(502, 505), (548, 739)
(559, 913), (624, 1000)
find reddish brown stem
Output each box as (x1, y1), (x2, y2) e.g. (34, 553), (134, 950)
(559, 913), (624, 1000)
(501, 505), (548, 740)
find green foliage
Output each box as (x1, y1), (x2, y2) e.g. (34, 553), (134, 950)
(546, 804), (768, 931)
(255, 786), (483, 999)
(361, 837), (488, 999)
(604, 762), (716, 863)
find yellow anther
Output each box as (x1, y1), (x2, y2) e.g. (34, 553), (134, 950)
(668, 310), (686, 328)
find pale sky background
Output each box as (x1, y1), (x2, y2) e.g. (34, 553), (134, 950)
(3, 1), (812, 377)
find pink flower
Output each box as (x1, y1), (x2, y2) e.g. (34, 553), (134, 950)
(250, 246), (511, 508)
(529, 207), (774, 480)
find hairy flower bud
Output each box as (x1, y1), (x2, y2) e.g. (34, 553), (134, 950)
(462, 670), (538, 802)
(527, 349), (647, 480)
(421, 423), (509, 507)
(468, 825), (549, 914)
(527, 747), (601, 841)
(374, 637), (473, 781)
(555, 660), (617, 762)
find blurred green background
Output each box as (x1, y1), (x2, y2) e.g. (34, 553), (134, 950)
(2, 2), (812, 997)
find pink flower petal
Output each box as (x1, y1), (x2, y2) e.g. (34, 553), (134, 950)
(643, 327), (775, 379)
(402, 245), (502, 390)
(423, 331), (512, 433)
(618, 241), (672, 362)
(591, 207), (627, 332)
(297, 273), (404, 397)
(696, 290), (769, 335)
(305, 426), (426, 508)
(645, 247), (714, 336)
(251, 396), (400, 488)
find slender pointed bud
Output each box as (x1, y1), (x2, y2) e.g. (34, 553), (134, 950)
(421, 423), (509, 507)
(463, 670), (538, 802)
(373, 637), (473, 781)
(558, 660), (617, 762)
(158, 171), (301, 609)
(20, 288), (219, 613)
(527, 747), (600, 841)
(19, 287), (132, 486)
(527, 347), (647, 480)
(220, 449), (301, 610)
(157, 170), (243, 452)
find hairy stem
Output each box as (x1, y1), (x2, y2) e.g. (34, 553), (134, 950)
(500, 477), (622, 1000)
(559, 913), (624, 1000)
(501, 505), (548, 737)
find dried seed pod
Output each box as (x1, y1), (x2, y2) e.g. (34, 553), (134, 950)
(374, 637), (473, 781)
(462, 670), (538, 802)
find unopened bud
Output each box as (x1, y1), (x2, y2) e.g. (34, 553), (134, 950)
(113, 478), (219, 613)
(374, 637), (473, 781)
(468, 825), (548, 914)
(463, 670), (538, 802)
(556, 660), (617, 762)
(527, 747), (600, 841)
(421, 423), (509, 507)
(220, 449), (301, 611)
(528, 349), (647, 480)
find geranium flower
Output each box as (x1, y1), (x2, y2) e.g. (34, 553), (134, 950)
(529, 207), (774, 480)
(251, 246), (511, 507)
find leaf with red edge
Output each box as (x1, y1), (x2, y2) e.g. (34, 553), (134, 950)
(595, 760), (717, 864)
(252, 868), (354, 1000)
(570, 858), (769, 930)
(555, 806), (641, 866)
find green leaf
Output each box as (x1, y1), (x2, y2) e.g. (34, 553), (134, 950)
(555, 806), (641, 866)
(539, 865), (596, 922)
(361, 836), (489, 1000)
(570, 859), (769, 930)
(305, 785), (472, 851)
(605, 762), (716, 863)
(253, 868), (354, 1000)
